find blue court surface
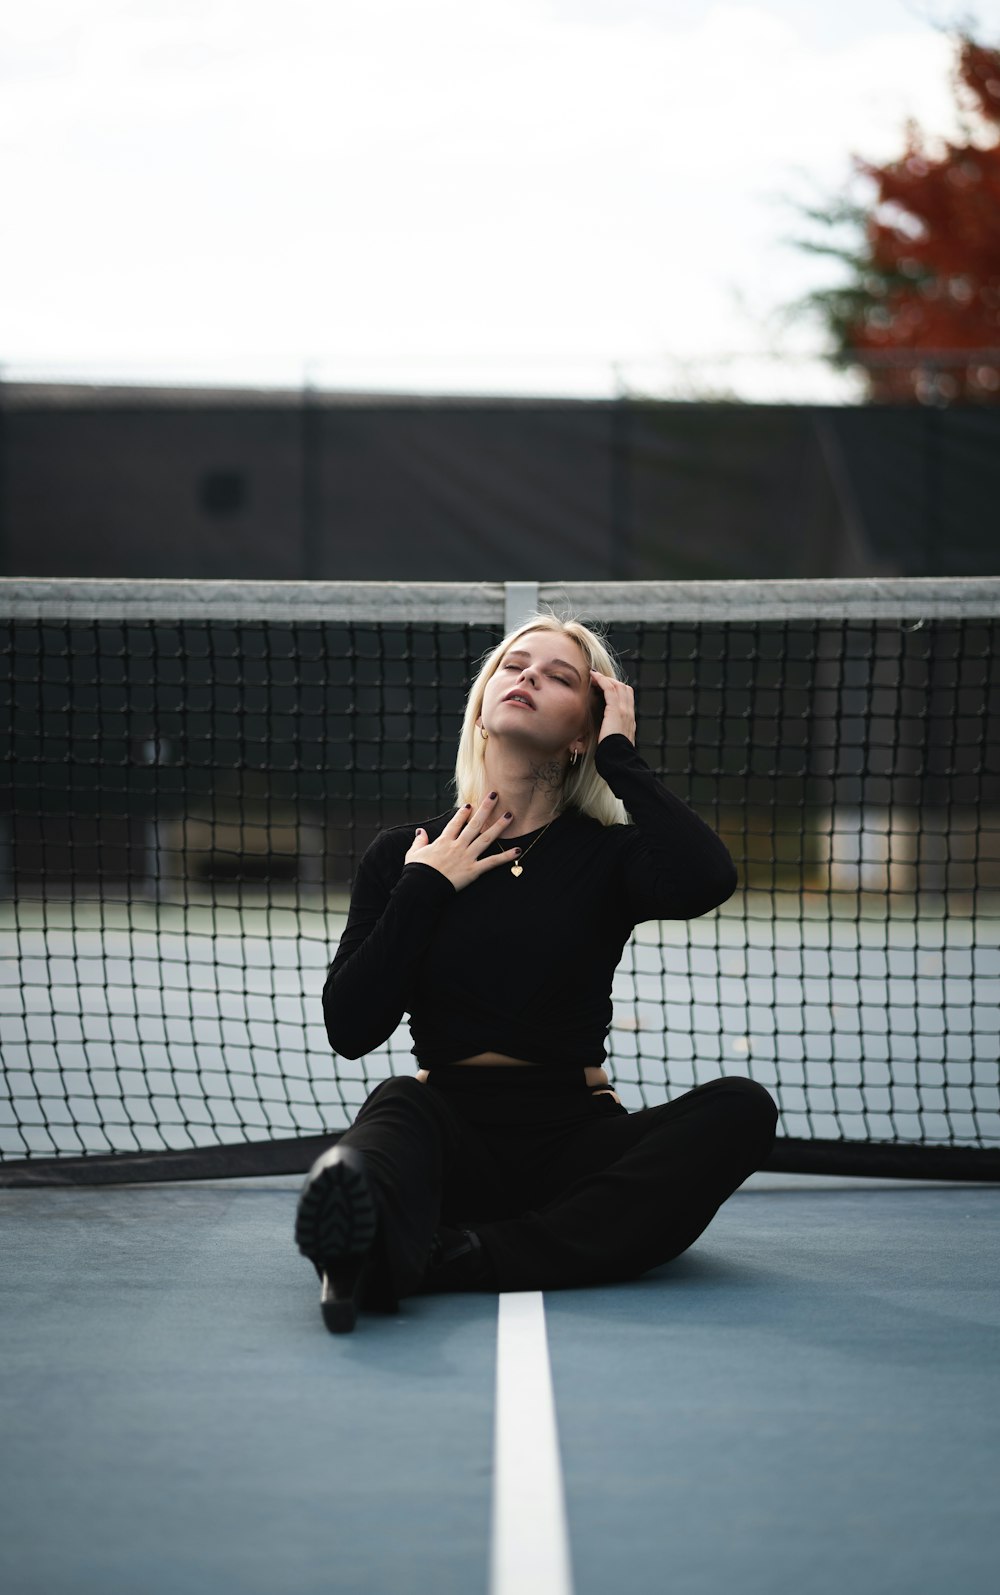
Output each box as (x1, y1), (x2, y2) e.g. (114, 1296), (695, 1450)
(2, 1172), (998, 1595)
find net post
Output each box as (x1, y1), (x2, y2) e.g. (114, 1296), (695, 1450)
(297, 817), (325, 897)
(0, 814), (11, 897)
(504, 582), (540, 633)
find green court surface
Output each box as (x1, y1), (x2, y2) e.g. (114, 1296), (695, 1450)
(2, 1174), (998, 1595)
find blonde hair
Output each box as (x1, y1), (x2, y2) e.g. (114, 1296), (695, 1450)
(454, 613), (629, 828)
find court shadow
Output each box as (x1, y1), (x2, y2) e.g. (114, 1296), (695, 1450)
(278, 1289), (501, 1379)
(544, 1224), (1000, 1379)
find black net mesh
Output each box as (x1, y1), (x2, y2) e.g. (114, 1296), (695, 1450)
(1, 600), (998, 1179)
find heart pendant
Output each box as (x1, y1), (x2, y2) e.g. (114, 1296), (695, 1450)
(510, 864), (523, 878)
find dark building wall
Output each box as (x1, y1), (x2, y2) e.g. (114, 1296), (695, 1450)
(317, 403), (620, 580)
(624, 406), (864, 579)
(1, 386), (998, 580)
(2, 397), (305, 579)
(828, 405), (1000, 577)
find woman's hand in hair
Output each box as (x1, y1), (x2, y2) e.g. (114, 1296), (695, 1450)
(405, 796), (520, 891)
(589, 669), (636, 744)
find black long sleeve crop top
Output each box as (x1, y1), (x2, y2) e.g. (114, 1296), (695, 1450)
(322, 734), (737, 1070)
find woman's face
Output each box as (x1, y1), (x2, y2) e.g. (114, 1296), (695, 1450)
(478, 630), (594, 755)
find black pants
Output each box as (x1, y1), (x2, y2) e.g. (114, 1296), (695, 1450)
(338, 1066), (778, 1298)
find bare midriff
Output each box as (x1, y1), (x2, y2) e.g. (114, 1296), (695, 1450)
(415, 1052), (613, 1092)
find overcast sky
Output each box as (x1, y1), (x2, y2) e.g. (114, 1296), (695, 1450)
(2, 0), (998, 398)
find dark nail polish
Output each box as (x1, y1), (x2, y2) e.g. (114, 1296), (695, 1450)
(513, 848), (522, 856)
(503, 811), (513, 819)
(488, 791), (498, 801)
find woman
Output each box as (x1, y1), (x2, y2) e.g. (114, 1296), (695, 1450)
(296, 615), (777, 1332)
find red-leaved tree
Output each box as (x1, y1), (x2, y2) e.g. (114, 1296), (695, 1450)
(799, 33), (1000, 404)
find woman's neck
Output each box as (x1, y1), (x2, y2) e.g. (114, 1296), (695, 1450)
(480, 745), (567, 834)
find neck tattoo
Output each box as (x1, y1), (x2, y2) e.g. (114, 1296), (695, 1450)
(528, 758), (563, 797)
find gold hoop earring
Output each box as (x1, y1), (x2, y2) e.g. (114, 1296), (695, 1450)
(479, 727), (489, 741)
(570, 749), (579, 767)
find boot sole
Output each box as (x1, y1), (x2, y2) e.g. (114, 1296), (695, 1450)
(295, 1148), (379, 1333)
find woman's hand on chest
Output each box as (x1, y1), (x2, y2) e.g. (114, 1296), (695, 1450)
(406, 794), (520, 890)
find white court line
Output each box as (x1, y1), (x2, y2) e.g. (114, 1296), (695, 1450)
(490, 1292), (574, 1595)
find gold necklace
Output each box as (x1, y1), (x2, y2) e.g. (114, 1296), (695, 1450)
(503, 817), (556, 877)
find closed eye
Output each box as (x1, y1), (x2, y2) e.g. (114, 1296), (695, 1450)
(501, 664), (572, 686)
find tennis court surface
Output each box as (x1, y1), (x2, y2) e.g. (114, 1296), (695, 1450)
(2, 576), (999, 1592)
(2, 1172), (998, 1595)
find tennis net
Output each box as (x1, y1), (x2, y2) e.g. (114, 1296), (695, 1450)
(1, 577), (998, 1183)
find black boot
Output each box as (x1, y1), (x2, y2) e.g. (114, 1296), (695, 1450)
(295, 1144), (380, 1333)
(420, 1227), (494, 1294)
